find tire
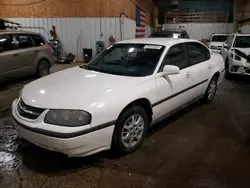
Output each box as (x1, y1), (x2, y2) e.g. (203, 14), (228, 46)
(201, 76), (218, 104)
(112, 106), (148, 155)
(36, 60), (50, 77)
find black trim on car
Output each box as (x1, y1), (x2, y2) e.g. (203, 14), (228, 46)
(13, 117), (116, 139)
(152, 79), (208, 107)
(221, 69), (225, 73)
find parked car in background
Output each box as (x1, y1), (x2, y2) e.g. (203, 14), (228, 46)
(207, 33), (229, 53)
(0, 30), (56, 81)
(12, 38), (224, 157)
(149, 29), (189, 39)
(221, 33), (250, 78)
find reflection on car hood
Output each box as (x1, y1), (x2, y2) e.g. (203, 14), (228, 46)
(21, 66), (145, 110)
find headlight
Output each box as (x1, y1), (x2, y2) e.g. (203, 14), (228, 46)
(230, 52), (241, 61)
(44, 110), (91, 126)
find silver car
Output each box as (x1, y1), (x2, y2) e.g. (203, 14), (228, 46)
(0, 30), (56, 81)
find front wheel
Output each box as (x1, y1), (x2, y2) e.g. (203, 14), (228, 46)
(201, 76), (218, 104)
(36, 60), (50, 77)
(112, 106), (148, 155)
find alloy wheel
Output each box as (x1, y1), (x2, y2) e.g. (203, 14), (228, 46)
(121, 114), (145, 148)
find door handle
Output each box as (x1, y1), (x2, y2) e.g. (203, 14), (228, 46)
(35, 50), (39, 53)
(209, 65), (212, 69)
(13, 53), (19, 57)
(186, 72), (191, 78)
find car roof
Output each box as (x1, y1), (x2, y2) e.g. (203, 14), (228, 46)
(0, 30), (38, 35)
(235, 33), (250, 36)
(117, 38), (198, 47)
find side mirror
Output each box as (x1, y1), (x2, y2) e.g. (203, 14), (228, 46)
(223, 43), (228, 49)
(163, 65), (180, 75)
(0, 47), (3, 53)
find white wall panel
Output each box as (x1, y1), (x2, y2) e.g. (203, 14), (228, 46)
(8, 18), (152, 60)
(163, 23), (234, 40)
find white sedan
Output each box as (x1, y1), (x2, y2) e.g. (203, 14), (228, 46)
(12, 38), (225, 157)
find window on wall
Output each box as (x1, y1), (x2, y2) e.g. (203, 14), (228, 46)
(0, 35), (15, 52)
(15, 35), (33, 49)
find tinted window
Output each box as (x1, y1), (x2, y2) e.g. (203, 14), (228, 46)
(0, 35), (15, 51)
(233, 36), (250, 48)
(31, 35), (46, 47)
(16, 35), (33, 49)
(161, 44), (187, 70)
(186, 42), (210, 65)
(211, 35), (229, 42)
(150, 33), (181, 38)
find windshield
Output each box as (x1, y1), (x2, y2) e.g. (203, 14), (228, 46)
(211, 35), (228, 42)
(150, 33), (181, 38)
(233, 36), (250, 48)
(84, 44), (165, 77)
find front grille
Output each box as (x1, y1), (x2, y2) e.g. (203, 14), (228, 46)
(217, 46), (222, 50)
(17, 99), (45, 119)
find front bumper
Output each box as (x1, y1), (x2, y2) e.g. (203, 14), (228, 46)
(12, 99), (115, 157)
(229, 59), (250, 76)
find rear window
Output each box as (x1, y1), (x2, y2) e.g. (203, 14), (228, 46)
(150, 33), (181, 38)
(31, 34), (46, 47)
(211, 35), (229, 42)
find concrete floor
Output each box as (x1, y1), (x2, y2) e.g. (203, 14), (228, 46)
(1, 71), (250, 188)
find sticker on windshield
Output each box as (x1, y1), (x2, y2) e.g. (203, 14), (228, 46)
(144, 45), (162, 50)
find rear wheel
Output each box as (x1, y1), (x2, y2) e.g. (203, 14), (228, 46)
(201, 76), (218, 104)
(112, 106), (148, 155)
(36, 60), (50, 77)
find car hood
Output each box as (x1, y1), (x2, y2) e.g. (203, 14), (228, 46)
(210, 42), (224, 46)
(233, 48), (250, 56)
(21, 66), (145, 110)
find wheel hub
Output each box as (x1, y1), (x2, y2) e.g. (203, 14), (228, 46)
(121, 114), (144, 148)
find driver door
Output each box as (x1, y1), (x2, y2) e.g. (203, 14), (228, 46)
(153, 43), (194, 120)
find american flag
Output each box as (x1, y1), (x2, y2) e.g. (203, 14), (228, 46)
(135, 6), (146, 38)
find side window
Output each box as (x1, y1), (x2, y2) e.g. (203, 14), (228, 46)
(0, 35), (16, 52)
(16, 35), (33, 49)
(161, 44), (187, 70)
(31, 35), (46, 47)
(186, 42), (210, 66)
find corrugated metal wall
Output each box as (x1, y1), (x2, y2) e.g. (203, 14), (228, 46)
(164, 23), (234, 40)
(8, 18), (152, 61)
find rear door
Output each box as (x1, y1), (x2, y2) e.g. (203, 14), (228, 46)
(184, 42), (212, 96)
(14, 34), (36, 73)
(0, 34), (20, 77)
